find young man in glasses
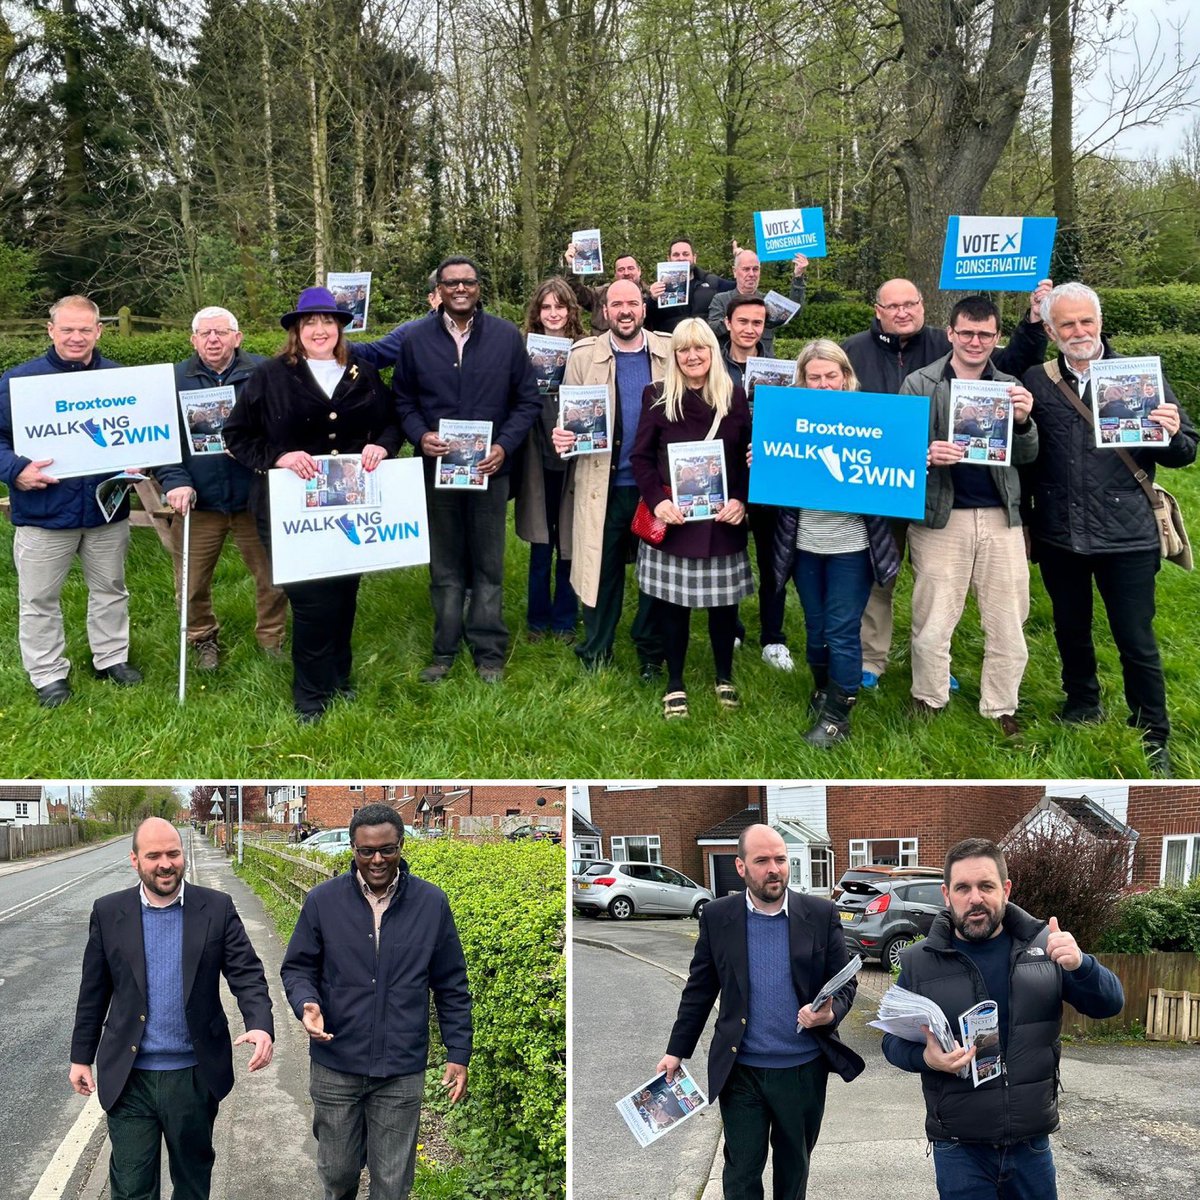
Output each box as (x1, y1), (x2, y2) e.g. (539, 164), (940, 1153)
(281, 804), (472, 1200)
(899, 296), (1038, 737)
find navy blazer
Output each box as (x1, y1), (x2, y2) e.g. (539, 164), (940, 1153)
(666, 890), (865, 1099)
(70, 883), (274, 1111)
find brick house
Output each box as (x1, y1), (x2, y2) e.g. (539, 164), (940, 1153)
(1126, 784), (1200, 888)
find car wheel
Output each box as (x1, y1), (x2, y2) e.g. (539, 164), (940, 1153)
(883, 934), (916, 972)
(608, 896), (635, 921)
(693, 899), (708, 919)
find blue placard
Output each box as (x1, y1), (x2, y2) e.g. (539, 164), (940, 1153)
(749, 386), (929, 520)
(938, 216), (1057, 291)
(752, 207), (827, 262)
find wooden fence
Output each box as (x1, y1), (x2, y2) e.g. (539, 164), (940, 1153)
(0, 823), (79, 861)
(5, 308), (186, 337)
(1063, 952), (1200, 1038)
(241, 841), (335, 922)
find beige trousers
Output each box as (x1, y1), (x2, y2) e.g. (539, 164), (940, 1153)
(908, 508), (1029, 716)
(859, 520), (908, 676)
(13, 520), (131, 687)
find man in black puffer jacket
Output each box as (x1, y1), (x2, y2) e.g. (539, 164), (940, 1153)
(882, 837), (1123, 1200)
(1024, 281), (1197, 778)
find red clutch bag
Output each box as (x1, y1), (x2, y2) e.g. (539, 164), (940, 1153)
(631, 497), (667, 546)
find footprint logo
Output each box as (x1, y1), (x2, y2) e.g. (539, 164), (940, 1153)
(817, 445), (844, 482)
(81, 418), (108, 447)
(334, 514), (361, 545)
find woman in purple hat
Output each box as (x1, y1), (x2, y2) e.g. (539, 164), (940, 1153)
(225, 286), (402, 722)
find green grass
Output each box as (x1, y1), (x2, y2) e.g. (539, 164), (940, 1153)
(1, 471), (1198, 777)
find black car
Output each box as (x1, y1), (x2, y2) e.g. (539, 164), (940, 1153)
(835, 877), (947, 970)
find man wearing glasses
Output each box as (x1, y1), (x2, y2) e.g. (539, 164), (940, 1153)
(282, 804), (472, 1200)
(899, 297), (1038, 736)
(842, 276), (1052, 691)
(154, 306), (286, 670)
(394, 256), (542, 683)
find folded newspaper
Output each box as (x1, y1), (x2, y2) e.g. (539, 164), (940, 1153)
(809, 953), (863, 1014)
(867, 984), (969, 1078)
(615, 1062), (708, 1148)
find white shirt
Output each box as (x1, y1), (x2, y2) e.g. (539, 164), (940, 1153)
(307, 357), (346, 399)
(744, 886), (789, 917)
(139, 879), (185, 908)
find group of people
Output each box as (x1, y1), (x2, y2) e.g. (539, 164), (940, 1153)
(658, 824), (1123, 1200)
(0, 245), (1194, 770)
(70, 808), (471, 1200)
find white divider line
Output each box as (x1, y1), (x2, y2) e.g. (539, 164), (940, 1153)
(27, 1093), (104, 1200)
(0, 859), (124, 925)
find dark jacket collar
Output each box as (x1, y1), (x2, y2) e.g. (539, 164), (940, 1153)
(46, 345), (102, 372)
(870, 318), (933, 357)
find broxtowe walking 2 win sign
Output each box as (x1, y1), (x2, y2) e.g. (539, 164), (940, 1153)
(268, 456), (429, 584)
(752, 206), (827, 261)
(749, 386), (930, 520)
(11, 363), (181, 478)
(938, 216), (1057, 291)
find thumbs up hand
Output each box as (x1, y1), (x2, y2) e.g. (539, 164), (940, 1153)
(1045, 915), (1083, 971)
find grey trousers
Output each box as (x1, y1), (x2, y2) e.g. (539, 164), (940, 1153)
(13, 520), (131, 687)
(309, 1060), (424, 1200)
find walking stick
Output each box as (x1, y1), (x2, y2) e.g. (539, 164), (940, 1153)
(178, 505), (191, 705)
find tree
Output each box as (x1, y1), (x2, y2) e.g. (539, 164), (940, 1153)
(90, 785), (182, 830)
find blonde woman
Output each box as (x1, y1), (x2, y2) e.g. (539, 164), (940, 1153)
(630, 319), (752, 718)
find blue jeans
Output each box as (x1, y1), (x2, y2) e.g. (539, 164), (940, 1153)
(310, 1060), (424, 1200)
(932, 1135), (1057, 1200)
(791, 549), (874, 694)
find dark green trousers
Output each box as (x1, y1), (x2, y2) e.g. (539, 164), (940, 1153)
(718, 1060), (829, 1200)
(107, 1067), (219, 1200)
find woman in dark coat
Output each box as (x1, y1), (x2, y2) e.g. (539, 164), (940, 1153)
(224, 287), (402, 722)
(630, 318), (752, 719)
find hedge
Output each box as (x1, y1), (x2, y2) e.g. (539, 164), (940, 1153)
(1096, 879), (1200, 955)
(238, 837), (565, 1199)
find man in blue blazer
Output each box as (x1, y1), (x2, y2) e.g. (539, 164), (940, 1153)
(69, 818), (274, 1200)
(657, 824), (863, 1200)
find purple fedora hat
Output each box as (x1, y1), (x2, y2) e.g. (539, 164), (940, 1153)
(280, 286), (354, 330)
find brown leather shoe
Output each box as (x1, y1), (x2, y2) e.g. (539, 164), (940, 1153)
(995, 713), (1021, 738)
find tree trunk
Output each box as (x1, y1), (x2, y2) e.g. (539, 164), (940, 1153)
(60, 0), (87, 278)
(258, 17), (279, 281)
(1049, 0), (1081, 279)
(302, 29), (328, 282)
(517, 0), (547, 291)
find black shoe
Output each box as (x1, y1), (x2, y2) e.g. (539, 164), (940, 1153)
(805, 686), (854, 748)
(296, 707), (325, 725)
(35, 678), (71, 708)
(639, 661), (664, 683)
(1058, 701), (1105, 725)
(1145, 740), (1172, 778)
(335, 686), (357, 701)
(97, 662), (142, 686)
(911, 698), (944, 719)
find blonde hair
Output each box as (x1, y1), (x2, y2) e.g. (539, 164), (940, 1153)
(795, 339), (859, 391)
(658, 318), (733, 422)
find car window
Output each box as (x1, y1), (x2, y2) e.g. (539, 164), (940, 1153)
(840, 879), (884, 896)
(902, 882), (946, 907)
(622, 864), (653, 881)
(659, 868), (691, 888)
(583, 862), (613, 878)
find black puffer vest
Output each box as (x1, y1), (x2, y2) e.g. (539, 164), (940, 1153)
(900, 904), (1062, 1143)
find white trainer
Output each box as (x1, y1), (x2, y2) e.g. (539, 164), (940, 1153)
(761, 644), (794, 671)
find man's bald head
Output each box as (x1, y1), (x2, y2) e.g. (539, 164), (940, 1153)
(874, 278), (925, 337)
(132, 815), (181, 853)
(130, 818), (185, 903)
(604, 278), (646, 343)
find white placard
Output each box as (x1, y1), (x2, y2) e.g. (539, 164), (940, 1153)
(11, 363), (181, 479)
(267, 456), (429, 584)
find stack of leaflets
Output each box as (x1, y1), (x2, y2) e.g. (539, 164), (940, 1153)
(1090, 355), (1168, 447)
(949, 379), (1014, 465)
(435, 419), (492, 490)
(744, 357), (798, 397)
(668, 441), (727, 521)
(867, 984), (966, 1077)
(526, 333), (572, 395)
(959, 999), (1003, 1088)
(656, 262), (690, 309)
(809, 954), (863, 1013)
(559, 384), (610, 456)
(178, 385), (236, 456)
(571, 228), (603, 275)
(615, 1063), (708, 1147)
(762, 290), (801, 326)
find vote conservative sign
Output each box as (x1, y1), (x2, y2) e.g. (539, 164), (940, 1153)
(10, 363), (180, 478)
(749, 386), (930, 520)
(268, 456), (429, 584)
(752, 207), (827, 262)
(939, 215), (1057, 291)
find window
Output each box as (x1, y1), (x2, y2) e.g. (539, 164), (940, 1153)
(610, 835), (661, 864)
(1161, 835), (1200, 886)
(849, 838), (918, 868)
(809, 847), (833, 892)
(15, 802), (29, 817)
(349, 785), (364, 792)
(576, 839), (601, 862)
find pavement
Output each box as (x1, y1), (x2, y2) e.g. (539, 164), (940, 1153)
(21, 832), (322, 1200)
(572, 915), (1200, 1200)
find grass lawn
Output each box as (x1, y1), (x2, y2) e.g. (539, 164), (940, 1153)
(1, 468), (1198, 778)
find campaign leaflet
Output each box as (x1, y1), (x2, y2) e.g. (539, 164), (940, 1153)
(435, 419), (492, 490)
(656, 262), (690, 309)
(752, 206), (828, 261)
(326, 270), (372, 332)
(1089, 356), (1169, 448)
(615, 1063), (709, 1148)
(571, 228), (603, 275)
(95, 472), (148, 523)
(526, 333), (573, 395)
(762, 290), (802, 326)
(10, 363), (180, 479)
(949, 379), (1014, 466)
(744, 356), (798, 401)
(959, 999), (1003, 1088)
(668, 440), (727, 522)
(178, 385), (236, 456)
(558, 384), (610, 457)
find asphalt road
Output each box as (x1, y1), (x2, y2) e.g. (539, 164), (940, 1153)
(573, 914), (1200, 1200)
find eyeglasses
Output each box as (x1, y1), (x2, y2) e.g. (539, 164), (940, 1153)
(196, 329), (235, 339)
(353, 844), (401, 859)
(439, 279), (479, 290)
(877, 300), (922, 313)
(951, 329), (999, 344)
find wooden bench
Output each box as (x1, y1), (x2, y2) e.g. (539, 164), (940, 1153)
(1, 476), (175, 551)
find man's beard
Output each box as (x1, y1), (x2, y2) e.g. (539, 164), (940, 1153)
(747, 874), (785, 904)
(140, 864), (182, 897)
(951, 901), (1005, 942)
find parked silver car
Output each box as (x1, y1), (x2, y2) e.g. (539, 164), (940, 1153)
(572, 861), (713, 920)
(299, 827), (351, 856)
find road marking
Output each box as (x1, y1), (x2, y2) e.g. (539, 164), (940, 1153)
(27, 1093), (104, 1200)
(0, 859), (125, 924)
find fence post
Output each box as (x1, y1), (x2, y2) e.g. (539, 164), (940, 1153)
(118, 306), (132, 338)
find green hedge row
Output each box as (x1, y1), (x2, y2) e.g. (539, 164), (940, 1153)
(238, 838), (565, 1199)
(1097, 879), (1200, 955)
